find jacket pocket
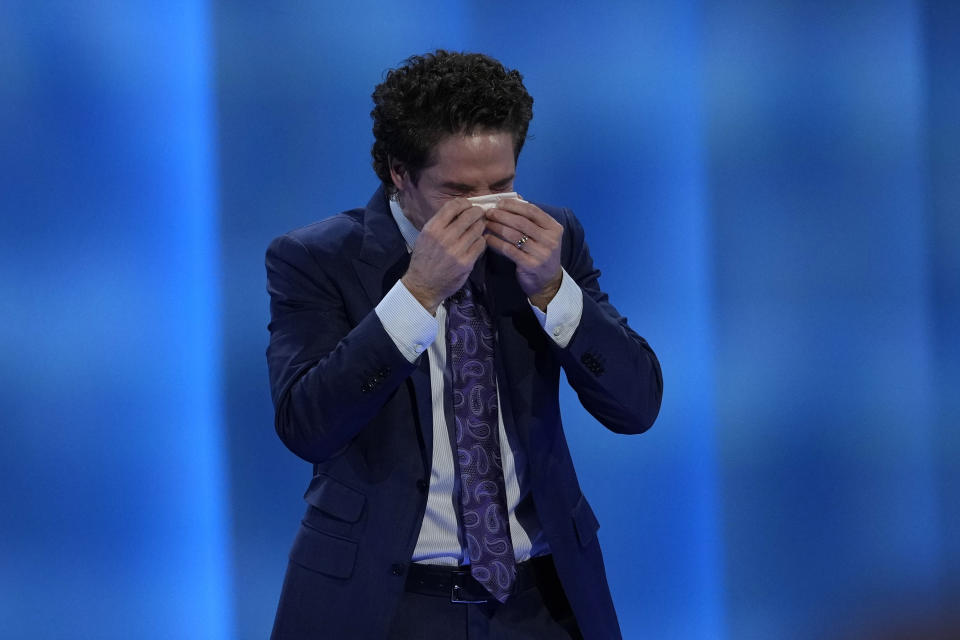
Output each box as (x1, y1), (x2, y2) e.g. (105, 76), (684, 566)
(303, 473), (366, 522)
(289, 522), (358, 579)
(571, 494), (600, 547)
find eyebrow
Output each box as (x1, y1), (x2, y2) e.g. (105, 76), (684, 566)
(440, 174), (515, 193)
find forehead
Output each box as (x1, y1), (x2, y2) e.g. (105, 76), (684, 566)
(424, 131), (516, 182)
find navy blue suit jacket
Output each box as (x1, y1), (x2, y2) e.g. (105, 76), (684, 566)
(265, 187), (662, 639)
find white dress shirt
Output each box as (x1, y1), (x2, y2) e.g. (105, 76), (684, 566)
(374, 197), (584, 566)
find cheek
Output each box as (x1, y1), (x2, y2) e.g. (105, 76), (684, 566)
(432, 194), (453, 208)
(425, 193), (453, 214)
(407, 192), (441, 228)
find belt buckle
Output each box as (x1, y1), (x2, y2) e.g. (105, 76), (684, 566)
(450, 569), (488, 604)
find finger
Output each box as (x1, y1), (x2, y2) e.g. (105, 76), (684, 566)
(456, 213), (487, 249)
(426, 200), (482, 241)
(491, 198), (558, 232)
(425, 198), (475, 231)
(484, 217), (545, 255)
(484, 232), (538, 267)
(485, 218), (537, 246)
(446, 204), (485, 239)
(486, 206), (548, 241)
(450, 232), (487, 280)
(444, 214), (486, 262)
(466, 233), (487, 262)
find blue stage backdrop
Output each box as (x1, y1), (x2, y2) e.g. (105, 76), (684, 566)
(0, 2), (234, 639)
(2, 2), (957, 639)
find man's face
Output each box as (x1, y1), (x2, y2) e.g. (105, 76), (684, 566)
(390, 131), (516, 230)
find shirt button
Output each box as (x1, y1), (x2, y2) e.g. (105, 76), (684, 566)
(414, 344), (423, 353)
(553, 328), (561, 337)
(390, 563), (406, 576)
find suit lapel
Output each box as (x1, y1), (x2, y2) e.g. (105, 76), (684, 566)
(485, 251), (537, 451)
(351, 188), (434, 477)
(352, 188), (409, 307)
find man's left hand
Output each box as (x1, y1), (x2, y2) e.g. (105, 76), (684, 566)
(484, 198), (563, 312)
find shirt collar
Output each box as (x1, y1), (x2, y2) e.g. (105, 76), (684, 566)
(388, 195), (419, 252)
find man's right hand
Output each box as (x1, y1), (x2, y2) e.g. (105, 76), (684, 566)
(401, 198), (486, 314)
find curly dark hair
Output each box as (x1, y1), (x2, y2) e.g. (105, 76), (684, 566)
(371, 50), (534, 193)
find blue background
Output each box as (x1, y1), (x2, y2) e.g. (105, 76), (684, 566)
(2, 2), (957, 638)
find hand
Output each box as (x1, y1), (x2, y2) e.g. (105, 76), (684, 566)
(484, 197), (563, 311)
(402, 198), (486, 314)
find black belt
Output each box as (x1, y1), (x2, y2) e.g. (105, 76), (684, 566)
(405, 556), (552, 604)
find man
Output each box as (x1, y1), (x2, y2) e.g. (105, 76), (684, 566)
(265, 50), (662, 639)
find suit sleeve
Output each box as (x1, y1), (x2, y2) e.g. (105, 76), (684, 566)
(553, 209), (663, 434)
(265, 232), (419, 463)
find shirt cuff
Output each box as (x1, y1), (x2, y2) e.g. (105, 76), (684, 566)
(375, 280), (439, 363)
(529, 268), (583, 348)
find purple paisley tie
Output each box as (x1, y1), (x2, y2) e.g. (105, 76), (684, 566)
(446, 283), (516, 602)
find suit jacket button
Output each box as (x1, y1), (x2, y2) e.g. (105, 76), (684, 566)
(390, 563), (406, 576)
(416, 479), (428, 493)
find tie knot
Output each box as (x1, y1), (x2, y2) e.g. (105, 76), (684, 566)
(450, 281), (482, 307)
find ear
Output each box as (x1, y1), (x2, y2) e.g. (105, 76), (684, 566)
(388, 157), (407, 193)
